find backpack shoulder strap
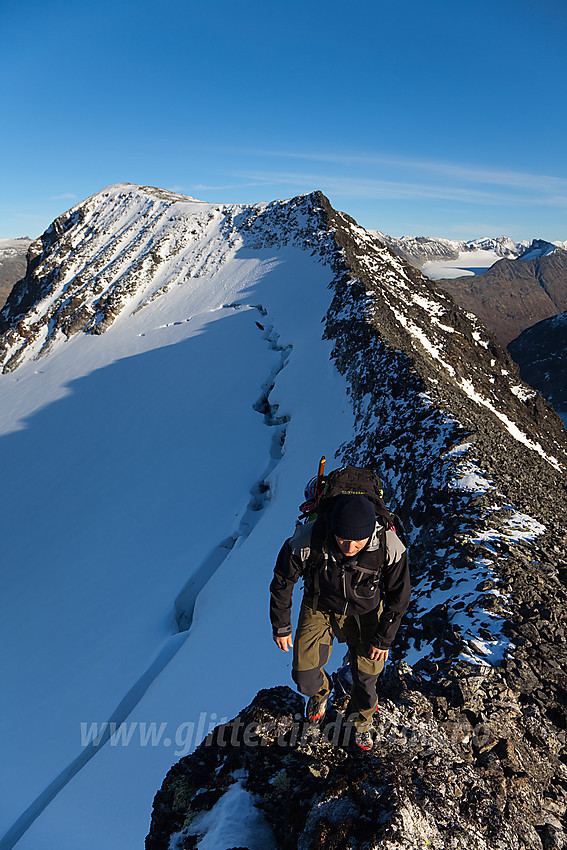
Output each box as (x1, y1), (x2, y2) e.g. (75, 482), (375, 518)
(390, 513), (409, 551)
(304, 517), (327, 614)
(305, 517), (326, 566)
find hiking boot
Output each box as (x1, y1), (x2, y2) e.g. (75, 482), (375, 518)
(306, 693), (329, 722)
(354, 728), (375, 751)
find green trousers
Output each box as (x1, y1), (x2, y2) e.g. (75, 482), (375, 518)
(292, 599), (384, 732)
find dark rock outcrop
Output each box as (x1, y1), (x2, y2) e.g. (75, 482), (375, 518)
(146, 677), (567, 849)
(508, 311), (567, 416)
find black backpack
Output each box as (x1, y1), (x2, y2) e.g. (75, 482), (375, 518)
(296, 464), (406, 617)
(299, 464), (396, 532)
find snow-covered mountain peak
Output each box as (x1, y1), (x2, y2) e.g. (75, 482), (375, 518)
(464, 235), (522, 255)
(90, 183), (210, 205)
(0, 185), (335, 372)
(518, 238), (561, 261)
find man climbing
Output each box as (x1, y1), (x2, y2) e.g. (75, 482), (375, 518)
(270, 492), (410, 750)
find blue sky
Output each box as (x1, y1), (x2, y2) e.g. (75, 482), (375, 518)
(1, 0), (566, 241)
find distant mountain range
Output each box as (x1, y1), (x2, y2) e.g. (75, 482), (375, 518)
(370, 231), (529, 270)
(368, 231), (567, 425)
(372, 231), (567, 274)
(0, 238), (31, 308)
(397, 237), (567, 420)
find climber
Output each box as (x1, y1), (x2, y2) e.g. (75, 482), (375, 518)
(270, 493), (410, 751)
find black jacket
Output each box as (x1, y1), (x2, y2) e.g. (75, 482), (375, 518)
(270, 519), (411, 650)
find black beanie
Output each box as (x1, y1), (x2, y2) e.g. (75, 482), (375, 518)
(329, 495), (376, 540)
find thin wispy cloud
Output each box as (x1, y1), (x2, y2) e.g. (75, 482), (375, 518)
(445, 221), (523, 237)
(50, 193), (78, 201)
(193, 180), (276, 192)
(229, 148), (567, 198)
(235, 169), (567, 208)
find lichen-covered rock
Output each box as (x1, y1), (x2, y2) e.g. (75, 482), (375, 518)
(146, 676), (567, 849)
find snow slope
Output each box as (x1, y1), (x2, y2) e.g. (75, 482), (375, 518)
(0, 191), (354, 848)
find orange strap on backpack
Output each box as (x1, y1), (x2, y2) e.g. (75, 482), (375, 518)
(315, 456), (326, 497)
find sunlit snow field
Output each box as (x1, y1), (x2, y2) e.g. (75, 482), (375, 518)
(421, 249), (503, 279)
(0, 247), (354, 849)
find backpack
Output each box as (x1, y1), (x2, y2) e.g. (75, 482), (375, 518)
(296, 462), (408, 616)
(298, 463), (397, 534)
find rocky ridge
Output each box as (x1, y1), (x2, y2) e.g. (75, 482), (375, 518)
(2, 186), (566, 847)
(147, 190), (567, 849)
(147, 676), (565, 850)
